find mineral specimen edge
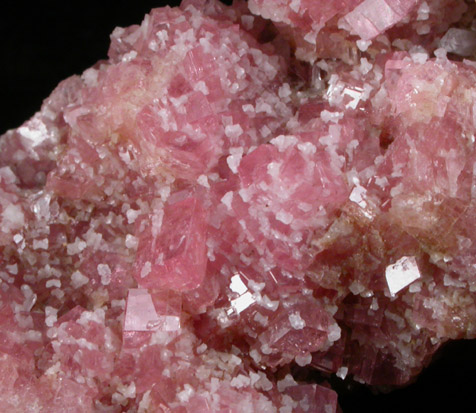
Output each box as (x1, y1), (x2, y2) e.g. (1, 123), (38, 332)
(1, 0), (476, 412)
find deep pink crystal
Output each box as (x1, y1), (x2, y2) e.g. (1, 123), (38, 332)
(1, 0), (475, 411)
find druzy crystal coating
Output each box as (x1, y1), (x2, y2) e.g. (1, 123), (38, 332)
(1, 0), (476, 411)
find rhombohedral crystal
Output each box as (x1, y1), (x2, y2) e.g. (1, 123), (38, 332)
(1, 0), (476, 411)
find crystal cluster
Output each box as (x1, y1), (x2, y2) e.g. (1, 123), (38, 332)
(1, 0), (476, 411)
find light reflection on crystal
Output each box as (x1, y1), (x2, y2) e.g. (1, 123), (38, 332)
(229, 291), (255, 315)
(385, 256), (421, 296)
(230, 273), (248, 295)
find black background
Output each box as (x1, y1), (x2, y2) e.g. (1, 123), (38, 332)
(0, 1), (475, 411)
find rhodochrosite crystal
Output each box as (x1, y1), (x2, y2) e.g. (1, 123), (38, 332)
(2, 0), (476, 411)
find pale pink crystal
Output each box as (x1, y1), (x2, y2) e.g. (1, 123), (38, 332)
(135, 196), (208, 291)
(340, 0), (419, 41)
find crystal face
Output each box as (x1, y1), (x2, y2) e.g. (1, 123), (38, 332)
(1, 0), (476, 411)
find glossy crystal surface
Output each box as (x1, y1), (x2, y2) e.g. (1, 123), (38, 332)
(1, 0), (475, 411)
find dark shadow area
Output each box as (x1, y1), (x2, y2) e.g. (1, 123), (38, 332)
(336, 339), (476, 412)
(0, 0), (179, 132)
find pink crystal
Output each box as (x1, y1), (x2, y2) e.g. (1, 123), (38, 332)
(340, 0), (419, 41)
(1, 0), (476, 411)
(134, 196), (208, 291)
(285, 383), (338, 413)
(124, 289), (181, 332)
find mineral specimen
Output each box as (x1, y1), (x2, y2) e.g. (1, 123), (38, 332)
(1, 0), (476, 411)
